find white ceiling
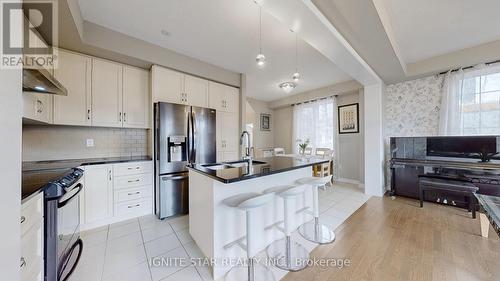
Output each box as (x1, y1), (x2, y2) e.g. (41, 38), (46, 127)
(381, 0), (500, 63)
(77, 0), (352, 101)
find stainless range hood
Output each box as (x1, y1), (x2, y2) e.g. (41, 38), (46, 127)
(23, 67), (68, 96)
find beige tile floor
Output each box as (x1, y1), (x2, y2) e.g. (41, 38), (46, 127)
(70, 182), (370, 281)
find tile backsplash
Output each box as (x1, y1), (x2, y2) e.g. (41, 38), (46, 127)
(23, 125), (149, 161)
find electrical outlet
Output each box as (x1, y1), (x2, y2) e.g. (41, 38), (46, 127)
(86, 139), (94, 147)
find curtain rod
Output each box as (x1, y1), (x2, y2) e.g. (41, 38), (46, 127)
(438, 59), (500, 75)
(291, 94), (337, 107)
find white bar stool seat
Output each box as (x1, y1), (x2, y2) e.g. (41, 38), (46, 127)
(223, 192), (276, 281)
(295, 175), (335, 244)
(264, 184), (310, 271)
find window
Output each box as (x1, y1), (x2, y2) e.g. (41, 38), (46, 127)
(292, 98), (335, 153)
(460, 71), (500, 135)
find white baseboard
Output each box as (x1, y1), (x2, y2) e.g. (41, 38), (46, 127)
(337, 178), (359, 184)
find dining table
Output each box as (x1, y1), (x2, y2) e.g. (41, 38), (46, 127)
(475, 193), (500, 238)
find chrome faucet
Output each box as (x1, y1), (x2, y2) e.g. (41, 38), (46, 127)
(240, 131), (253, 166)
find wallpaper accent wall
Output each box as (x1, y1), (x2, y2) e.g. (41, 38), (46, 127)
(385, 75), (444, 138)
(384, 75), (445, 186)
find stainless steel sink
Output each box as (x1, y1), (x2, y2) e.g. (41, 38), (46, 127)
(202, 160), (267, 170)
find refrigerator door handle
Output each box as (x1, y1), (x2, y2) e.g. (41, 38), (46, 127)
(191, 111), (196, 163)
(187, 111), (190, 163)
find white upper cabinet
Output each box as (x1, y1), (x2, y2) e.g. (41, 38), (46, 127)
(208, 81), (239, 113)
(91, 59), (123, 128)
(152, 65), (183, 104)
(122, 66), (150, 128)
(53, 50), (92, 126)
(184, 75), (208, 107)
(22, 93), (53, 124)
(152, 65), (208, 107)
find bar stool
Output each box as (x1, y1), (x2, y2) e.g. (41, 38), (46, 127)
(264, 184), (310, 271)
(295, 175), (335, 244)
(223, 192), (276, 281)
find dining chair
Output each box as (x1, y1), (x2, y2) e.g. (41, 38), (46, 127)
(313, 149), (334, 184)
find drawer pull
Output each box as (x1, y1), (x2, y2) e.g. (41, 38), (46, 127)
(127, 167), (141, 170)
(20, 216), (26, 224)
(127, 204), (141, 209)
(127, 191), (141, 196)
(20, 257), (26, 268)
(127, 179), (140, 183)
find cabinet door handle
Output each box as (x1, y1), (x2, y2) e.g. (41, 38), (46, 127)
(87, 109), (91, 120)
(119, 112), (122, 122)
(20, 257), (26, 268)
(109, 170), (112, 181)
(123, 112), (127, 123)
(127, 191), (141, 195)
(20, 216), (26, 224)
(127, 204), (140, 209)
(127, 179), (140, 183)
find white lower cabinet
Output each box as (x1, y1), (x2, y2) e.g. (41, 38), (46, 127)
(21, 193), (44, 281)
(81, 165), (113, 226)
(80, 161), (153, 230)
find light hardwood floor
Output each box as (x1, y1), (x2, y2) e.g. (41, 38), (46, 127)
(282, 196), (500, 281)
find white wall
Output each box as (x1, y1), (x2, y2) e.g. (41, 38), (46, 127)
(0, 68), (22, 280)
(364, 83), (385, 196)
(337, 91), (365, 183)
(273, 106), (293, 153)
(246, 98), (275, 150)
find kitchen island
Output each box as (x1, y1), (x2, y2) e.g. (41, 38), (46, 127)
(188, 156), (329, 280)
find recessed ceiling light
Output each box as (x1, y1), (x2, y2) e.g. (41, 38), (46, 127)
(160, 29), (170, 37)
(253, 0), (264, 4)
(279, 82), (296, 93)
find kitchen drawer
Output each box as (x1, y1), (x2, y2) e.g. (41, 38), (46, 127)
(21, 222), (43, 281)
(114, 186), (152, 203)
(113, 161), (152, 176)
(114, 198), (152, 216)
(114, 173), (152, 190)
(21, 193), (43, 237)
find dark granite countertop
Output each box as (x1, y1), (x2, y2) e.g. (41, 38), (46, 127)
(22, 156), (152, 202)
(189, 156), (329, 183)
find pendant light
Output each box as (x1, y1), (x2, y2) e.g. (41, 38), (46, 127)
(292, 33), (301, 82)
(256, 6), (266, 67)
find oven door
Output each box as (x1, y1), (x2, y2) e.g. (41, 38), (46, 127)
(57, 181), (83, 281)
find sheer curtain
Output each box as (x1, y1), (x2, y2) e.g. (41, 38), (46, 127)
(292, 97), (339, 176)
(439, 69), (465, 135)
(440, 64), (500, 135)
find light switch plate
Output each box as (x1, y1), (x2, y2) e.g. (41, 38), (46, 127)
(86, 139), (94, 147)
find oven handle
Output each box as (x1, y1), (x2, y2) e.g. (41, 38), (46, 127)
(58, 183), (83, 208)
(59, 238), (83, 281)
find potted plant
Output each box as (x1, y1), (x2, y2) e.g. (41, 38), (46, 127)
(297, 139), (310, 155)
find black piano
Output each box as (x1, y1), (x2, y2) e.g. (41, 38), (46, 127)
(390, 136), (500, 208)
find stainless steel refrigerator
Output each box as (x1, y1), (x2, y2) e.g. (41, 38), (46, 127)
(154, 102), (216, 219)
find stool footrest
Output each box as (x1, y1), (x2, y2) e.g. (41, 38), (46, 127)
(223, 236), (247, 251)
